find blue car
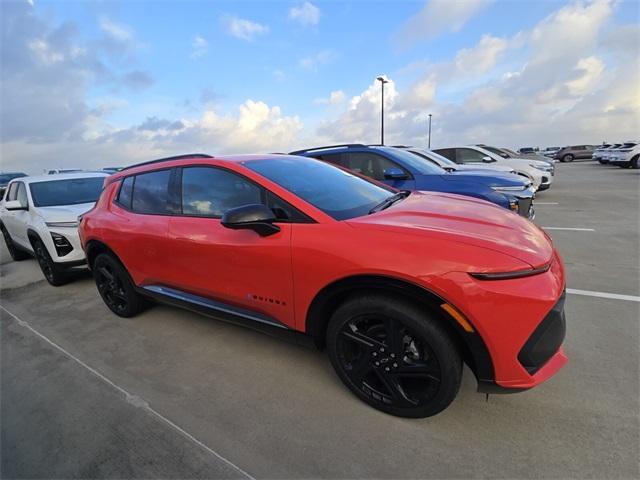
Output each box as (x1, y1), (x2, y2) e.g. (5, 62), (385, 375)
(291, 144), (535, 219)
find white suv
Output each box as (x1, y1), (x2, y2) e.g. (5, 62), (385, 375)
(433, 145), (554, 191)
(0, 172), (108, 285)
(609, 142), (639, 169)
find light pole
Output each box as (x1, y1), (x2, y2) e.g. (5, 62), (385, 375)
(428, 113), (432, 149)
(376, 76), (389, 145)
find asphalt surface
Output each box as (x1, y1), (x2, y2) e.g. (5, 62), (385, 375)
(1, 161), (638, 479)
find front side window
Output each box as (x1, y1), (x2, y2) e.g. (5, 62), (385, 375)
(456, 148), (492, 163)
(181, 167), (261, 217)
(16, 183), (28, 207)
(5, 183), (18, 201)
(244, 157), (393, 220)
(343, 153), (405, 181)
(29, 177), (105, 207)
(131, 169), (172, 214)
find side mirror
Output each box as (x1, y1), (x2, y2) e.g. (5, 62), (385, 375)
(481, 156), (494, 163)
(221, 204), (281, 237)
(4, 199), (27, 211)
(383, 167), (409, 180)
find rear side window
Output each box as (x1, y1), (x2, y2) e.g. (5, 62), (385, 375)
(131, 169), (172, 214)
(456, 148), (489, 163)
(117, 176), (134, 209)
(181, 167), (261, 217)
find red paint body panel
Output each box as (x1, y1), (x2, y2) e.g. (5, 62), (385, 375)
(82, 154), (567, 391)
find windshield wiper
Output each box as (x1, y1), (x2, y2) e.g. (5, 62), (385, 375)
(369, 190), (411, 214)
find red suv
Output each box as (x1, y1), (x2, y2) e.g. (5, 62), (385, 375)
(79, 153), (567, 417)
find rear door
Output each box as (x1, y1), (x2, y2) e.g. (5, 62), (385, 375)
(165, 165), (297, 328)
(112, 169), (175, 284)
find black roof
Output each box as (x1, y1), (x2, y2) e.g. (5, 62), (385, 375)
(120, 153), (213, 171)
(289, 144), (367, 155)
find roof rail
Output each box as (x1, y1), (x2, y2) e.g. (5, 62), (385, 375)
(121, 153), (213, 171)
(289, 144), (367, 155)
(388, 145), (413, 148)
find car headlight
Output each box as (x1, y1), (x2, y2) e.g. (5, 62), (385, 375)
(529, 163), (552, 172)
(45, 221), (79, 228)
(491, 185), (529, 192)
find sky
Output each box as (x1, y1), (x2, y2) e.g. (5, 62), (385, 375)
(1, 0), (639, 173)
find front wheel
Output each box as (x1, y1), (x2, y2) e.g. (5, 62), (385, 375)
(561, 154), (574, 162)
(93, 253), (147, 317)
(326, 295), (462, 418)
(630, 156), (639, 169)
(33, 238), (68, 286)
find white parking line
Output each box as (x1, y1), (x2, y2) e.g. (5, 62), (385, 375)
(0, 304), (254, 480)
(567, 288), (640, 303)
(542, 227), (595, 231)
(535, 202), (559, 205)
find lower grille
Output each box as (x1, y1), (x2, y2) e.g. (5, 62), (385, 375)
(518, 291), (566, 374)
(517, 197), (533, 217)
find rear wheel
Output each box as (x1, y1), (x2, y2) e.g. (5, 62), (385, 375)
(630, 156), (639, 169)
(561, 154), (574, 162)
(93, 253), (147, 317)
(1, 225), (30, 261)
(326, 295), (462, 418)
(33, 238), (68, 286)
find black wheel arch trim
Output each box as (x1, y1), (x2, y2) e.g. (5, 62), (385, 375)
(305, 274), (495, 386)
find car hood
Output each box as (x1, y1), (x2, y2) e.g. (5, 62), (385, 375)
(37, 202), (95, 223)
(348, 191), (553, 268)
(438, 171), (528, 188)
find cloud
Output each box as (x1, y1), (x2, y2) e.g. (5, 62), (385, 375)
(223, 15), (268, 41)
(314, 90), (346, 105)
(99, 17), (133, 43)
(289, 2), (321, 26)
(190, 35), (208, 59)
(122, 70), (154, 91)
(317, 0), (638, 149)
(395, 0), (493, 47)
(272, 69), (286, 82)
(299, 49), (334, 71)
(454, 35), (508, 75)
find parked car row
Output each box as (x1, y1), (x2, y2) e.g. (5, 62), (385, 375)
(593, 142), (639, 169)
(1, 147), (567, 419)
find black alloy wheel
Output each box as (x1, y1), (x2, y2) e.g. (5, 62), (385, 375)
(327, 295), (462, 418)
(33, 239), (67, 286)
(93, 253), (146, 317)
(1, 225), (29, 261)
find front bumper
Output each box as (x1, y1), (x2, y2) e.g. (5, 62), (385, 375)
(429, 250), (567, 393)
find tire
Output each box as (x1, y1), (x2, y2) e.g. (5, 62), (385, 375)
(326, 294), (462, 418)
(630, 156), (639, 169)
(598, 160), (607, 165)
(561, 154), (574, 162)
(93, 252), (147, 317)
(32, 237), (68, 286)
(1, 224), (30, 261)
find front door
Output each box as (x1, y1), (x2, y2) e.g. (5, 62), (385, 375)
(165, 166), (295, 328)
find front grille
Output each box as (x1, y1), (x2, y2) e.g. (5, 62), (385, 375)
(518, 291), (566, 374)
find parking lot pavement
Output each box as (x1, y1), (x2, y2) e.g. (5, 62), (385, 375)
(1, 162), (638, 479)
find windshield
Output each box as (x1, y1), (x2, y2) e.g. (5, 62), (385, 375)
(408, 148), (457, 168)
(481, 145), (510, 158)
(0, 173), (26, 185)
(377, 147), (445, 174)
(30, 177), (105, 207)
(244, 157), (394, 220)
